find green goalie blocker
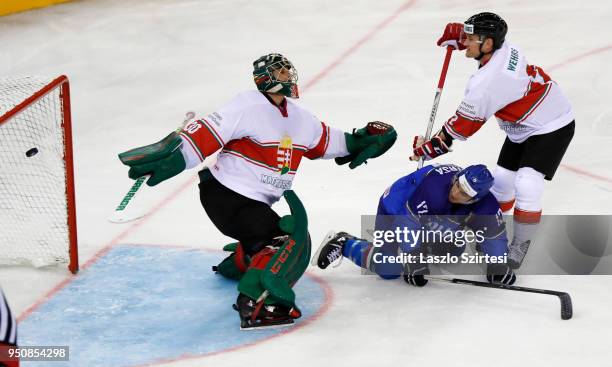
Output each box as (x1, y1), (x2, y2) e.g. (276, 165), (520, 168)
(118, 131), (188, 186)
(237, 190), (311, 310)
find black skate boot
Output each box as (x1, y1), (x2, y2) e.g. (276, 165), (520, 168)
(311, 230), (355, 269)
(233, 293), (302, 330)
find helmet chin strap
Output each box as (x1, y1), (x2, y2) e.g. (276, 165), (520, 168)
(475, 46), (485, 61)
(474, 35), (488, 61)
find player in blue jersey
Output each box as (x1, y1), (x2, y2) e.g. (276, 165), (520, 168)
(313, 164), (516, 286)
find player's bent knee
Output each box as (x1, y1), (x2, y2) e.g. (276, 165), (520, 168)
(515, 167), (545, 211)
(491, 165), (516, 203)
(370, 245), (403, 279)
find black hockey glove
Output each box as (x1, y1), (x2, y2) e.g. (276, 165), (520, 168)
(403, 262), (430, 287)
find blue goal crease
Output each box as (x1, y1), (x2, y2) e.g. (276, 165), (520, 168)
(19, 244), (327, 367)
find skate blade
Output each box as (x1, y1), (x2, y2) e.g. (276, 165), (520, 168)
(240, 319), (295, 331)
(310, 230), (337, 267)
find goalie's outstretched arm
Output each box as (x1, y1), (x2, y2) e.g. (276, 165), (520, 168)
(118, 131), (193, 187)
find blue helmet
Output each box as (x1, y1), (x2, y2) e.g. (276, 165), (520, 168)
(456, 164), (494, 201)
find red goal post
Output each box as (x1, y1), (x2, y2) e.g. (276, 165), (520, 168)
(0, 75), (78, 274)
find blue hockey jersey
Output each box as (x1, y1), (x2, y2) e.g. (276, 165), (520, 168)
(376, 164), (507, 257)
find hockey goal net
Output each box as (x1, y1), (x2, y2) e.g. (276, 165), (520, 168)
(0, 75), (78, 273)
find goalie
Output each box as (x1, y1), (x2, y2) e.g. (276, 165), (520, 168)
(118, 53), (396, 329)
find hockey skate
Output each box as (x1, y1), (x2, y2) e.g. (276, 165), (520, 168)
(233, 293), (301, 330)
(507, 239), (531, 269)
(486, 263), (517, 285)
(311, 230), (354, 269)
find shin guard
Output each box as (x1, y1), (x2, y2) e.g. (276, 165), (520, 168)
(238, 190), (311, 309)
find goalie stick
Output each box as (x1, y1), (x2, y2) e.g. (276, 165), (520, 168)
(108, 111), (196, 223)
(425, 276), (573, 320)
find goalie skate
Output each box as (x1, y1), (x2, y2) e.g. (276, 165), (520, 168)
(233, 294), (301, 330)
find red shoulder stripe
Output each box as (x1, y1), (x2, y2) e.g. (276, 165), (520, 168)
(444, 114), (485, 140)
(304, 122), (330, 159)
(181, 119), (223, 156)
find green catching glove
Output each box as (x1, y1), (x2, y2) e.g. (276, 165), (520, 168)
(118, 131), (187, 186)
(336, 121), (397, 169)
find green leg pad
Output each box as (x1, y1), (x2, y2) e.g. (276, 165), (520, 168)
(237, 190), (311, 308)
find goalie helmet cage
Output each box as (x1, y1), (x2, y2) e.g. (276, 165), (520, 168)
(0, 75), (79, 274)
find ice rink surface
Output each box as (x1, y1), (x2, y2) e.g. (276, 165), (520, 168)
(1, 0), (612, 365)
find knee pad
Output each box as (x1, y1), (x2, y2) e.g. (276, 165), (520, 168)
(370, 244), (403, 280)
(491, 165), (517, 212)
(513, 168), (545, 231)
(515, 167), (545, 213)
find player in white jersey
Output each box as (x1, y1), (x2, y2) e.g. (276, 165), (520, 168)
(409, 12), (575, 269)
(119, 53), (397, 328)
(0, 289), (18, 367)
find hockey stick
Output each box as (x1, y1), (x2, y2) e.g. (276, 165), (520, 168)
(108, 174), (150, 223)
(418, 46), (454, 169)
(425, 276), (573, 320)
(108, 111), (196, 223)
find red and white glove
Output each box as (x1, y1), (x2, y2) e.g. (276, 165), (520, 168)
(409, 135), (452, 161)
(436, 22), (467, 51)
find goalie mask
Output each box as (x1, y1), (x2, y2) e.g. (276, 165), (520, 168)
(253, 53), (299, 98)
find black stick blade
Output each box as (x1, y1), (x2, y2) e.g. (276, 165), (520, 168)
(558, 292), (573, 320)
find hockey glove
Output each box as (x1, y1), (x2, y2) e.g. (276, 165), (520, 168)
(437, 22), (467, 50)
(409, 134), (452, 161)
(336, 121), (397, 169)
(486, 263), (516, 285)
(118, 131), (187, 186)
(403, 262), (430, 287)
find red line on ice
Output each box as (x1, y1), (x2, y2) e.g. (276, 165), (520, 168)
(547, 44), (612, 184)
(547, 45), (612, 71)
(130, 271), (334, 367)
(18, 243), (334, 366)
(559, 163), (612, 185)
(17, 174), (196, 322)
(302, 0), (418, 92)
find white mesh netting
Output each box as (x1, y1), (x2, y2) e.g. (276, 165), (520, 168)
(0, 76), (71, 268)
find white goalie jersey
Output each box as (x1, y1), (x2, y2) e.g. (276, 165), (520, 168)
(178, 90), (349, 205)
